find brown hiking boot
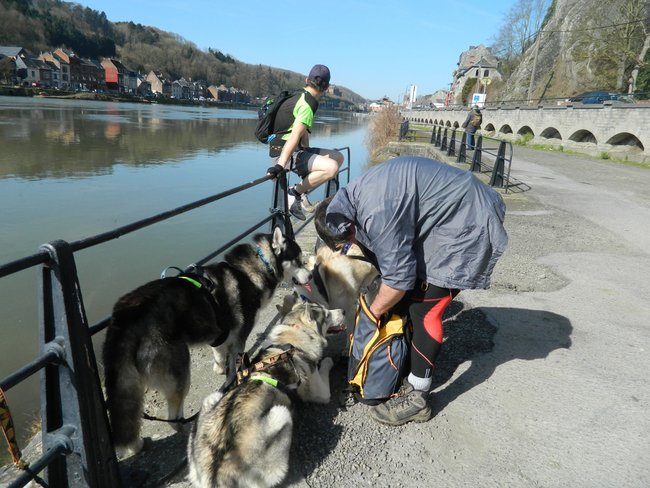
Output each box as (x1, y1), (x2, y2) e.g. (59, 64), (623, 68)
(369, 381), (432, 426)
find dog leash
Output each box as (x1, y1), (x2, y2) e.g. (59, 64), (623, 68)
(142, 412), (199, 424)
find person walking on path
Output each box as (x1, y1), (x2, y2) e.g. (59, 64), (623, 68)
(462, 106), (482, 150)
(266, 64), (344, 220)
(314, 156), (508, 426)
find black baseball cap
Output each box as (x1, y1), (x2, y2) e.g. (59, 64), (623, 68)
(309, 64), (330, 88)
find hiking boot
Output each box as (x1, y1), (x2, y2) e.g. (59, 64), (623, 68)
(287, 188), (306, 221)
(300, 192), (316, 213)
(369, 381), (431, 426)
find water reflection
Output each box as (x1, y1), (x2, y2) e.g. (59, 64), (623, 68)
(0, 97), (369, 465)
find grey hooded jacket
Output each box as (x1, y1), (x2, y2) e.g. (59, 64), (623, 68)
(325, 156), (508, 290)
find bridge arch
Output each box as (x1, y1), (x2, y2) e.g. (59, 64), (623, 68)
(569, 130), (597, 144)
(518, 126), (534, 136)
(541, 127), (562, 140)
(606, 132), (644, 152)
(499, 124), (513, 134)
(452, 121), (460, 129)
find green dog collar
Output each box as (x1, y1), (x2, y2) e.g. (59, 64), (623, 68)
(179, 276), (202, 288)
(251, 375), (279, 388)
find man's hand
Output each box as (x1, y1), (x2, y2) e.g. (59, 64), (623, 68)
(266, 164), (284, 181)
(369, 284), (406, 319)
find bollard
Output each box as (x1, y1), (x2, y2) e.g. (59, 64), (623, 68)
(489, 140), (507, 188)
(447, 129), (457, 157)
(469, 135), (483, 172)
(440, 128), (448, 152)
(456, 132), (467, 163)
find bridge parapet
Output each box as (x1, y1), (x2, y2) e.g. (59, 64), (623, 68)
(404, 103), (650, 163)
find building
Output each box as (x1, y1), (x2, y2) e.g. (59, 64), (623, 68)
(40, 51), (71, 89)
(54, 49), (84, 90)
(450, 45), (502, 105)
(146, 71), (171, 97)
(102, 58), (127, 93)
(15, 55), (51, 87)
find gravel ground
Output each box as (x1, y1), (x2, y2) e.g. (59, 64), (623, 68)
(4, 146), (649, 488)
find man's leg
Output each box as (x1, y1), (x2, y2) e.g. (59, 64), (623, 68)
(370, 283), (458, 426)
(293, 149), (344, 194)
(287, 148), (343, 220)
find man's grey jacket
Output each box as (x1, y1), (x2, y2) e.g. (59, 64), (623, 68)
(325, 156), (508, 291)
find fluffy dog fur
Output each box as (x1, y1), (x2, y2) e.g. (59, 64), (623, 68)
(187, 296), (345, 488)
(295, 243), (379, 348)
(102, 227), (311, 456)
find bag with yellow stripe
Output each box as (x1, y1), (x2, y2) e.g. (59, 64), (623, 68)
(347, 293), (410, 405)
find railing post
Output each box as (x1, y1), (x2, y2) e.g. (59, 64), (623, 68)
(456, 132), (467, 163)
(489, 140), (507, 188)
(440, 128), (448, 152)
(470, 135), (483, 172)
(436, 126), (442, 146)
(270, 172), (293, 237)
(324, 174), (340, 200)
(38, 239), (122, 488)
(429, 126), (436, 145)
(447, 129), (457, 156)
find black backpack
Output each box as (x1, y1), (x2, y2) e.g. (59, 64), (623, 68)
(254, 90), (296, 143)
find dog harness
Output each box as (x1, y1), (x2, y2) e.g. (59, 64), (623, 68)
(235, 344), (301, 393)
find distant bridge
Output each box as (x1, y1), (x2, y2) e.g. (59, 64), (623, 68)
(404, 102), (650, 164)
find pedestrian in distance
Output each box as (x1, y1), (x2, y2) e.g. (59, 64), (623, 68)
(266, 64), (344, 221)
(462, 105), (482, 150)
(314, 156), (508, 426)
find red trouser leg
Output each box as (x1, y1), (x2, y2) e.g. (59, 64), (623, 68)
(408, 284), (458, 379)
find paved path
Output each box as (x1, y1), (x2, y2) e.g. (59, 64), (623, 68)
(4, 146), (649, 488)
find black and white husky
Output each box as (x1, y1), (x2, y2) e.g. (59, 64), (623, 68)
(102, 227), (311, 456)
(187, 295), (345, 488)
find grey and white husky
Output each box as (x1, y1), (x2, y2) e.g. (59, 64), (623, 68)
(102, 227), (311, 456)
(187, 295), (345, 488)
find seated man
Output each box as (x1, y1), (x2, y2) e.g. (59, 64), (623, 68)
(266, 64), (344, 220)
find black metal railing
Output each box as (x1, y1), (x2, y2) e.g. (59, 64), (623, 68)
(427, 125), (513, 192)
(398, 120), (410, 141)
(0, 148), (351, 488)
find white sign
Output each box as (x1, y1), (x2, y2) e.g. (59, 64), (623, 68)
(472, 93), (486, 107)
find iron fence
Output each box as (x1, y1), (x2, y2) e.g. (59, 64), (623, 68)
(426, 125), (513, 193)
(0, 149), (351, 488)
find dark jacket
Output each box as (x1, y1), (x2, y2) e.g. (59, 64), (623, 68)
(325, 156), (508, 291)
(462, 110), (482, 133)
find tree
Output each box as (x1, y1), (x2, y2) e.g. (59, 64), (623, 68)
(572, 0), (650, 92)
(0, 57), (16, 84)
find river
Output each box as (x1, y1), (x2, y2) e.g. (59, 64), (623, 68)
(0, 96), (370, 461)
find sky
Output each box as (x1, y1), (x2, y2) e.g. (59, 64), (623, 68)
(77, 0), (517, 101)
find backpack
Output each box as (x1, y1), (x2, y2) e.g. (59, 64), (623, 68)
(348, 293), (410, 405)
(471, 113), (482, 127)
(254, 90), (296, 143)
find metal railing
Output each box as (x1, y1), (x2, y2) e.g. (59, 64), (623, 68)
(427, 125), (513, 193)
(398, 120), (410, 141)
(0, 149), (351, 488)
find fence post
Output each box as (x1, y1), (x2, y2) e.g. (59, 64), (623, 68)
(324, 174), (340, 199)
(38, 239), (122, 488)
(447, 129), (457, 157)
(489, 140), (507, 188)
(456, 132), (467, 163)
(440, 128), (448, 152)
(270, 172), (293, 237)
(429, 126), (436, 145)
(469, 135), (483, 172)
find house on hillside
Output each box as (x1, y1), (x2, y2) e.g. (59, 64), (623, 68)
(146, 71), (171, 97)
(102, 58), (128, 93)
(15, 55), (51, 87)
(54, 49), (85, 90)
(40, 51), (71, 89)
(450, 45), (502, 105)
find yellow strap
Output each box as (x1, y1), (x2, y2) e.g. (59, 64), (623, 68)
(0, 386), (29, 470)
(179, 276), (202, 288)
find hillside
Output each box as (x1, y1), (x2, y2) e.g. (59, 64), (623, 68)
(497, 0), (650, 101)
(0, 0), (367, 104)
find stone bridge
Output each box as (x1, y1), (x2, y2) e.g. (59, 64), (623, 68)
(404, 103), (650, 164)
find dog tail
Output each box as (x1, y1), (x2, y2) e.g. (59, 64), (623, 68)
(102, 319), (145, 450)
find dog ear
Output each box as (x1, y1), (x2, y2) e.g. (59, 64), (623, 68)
(272, 225), (285, 250)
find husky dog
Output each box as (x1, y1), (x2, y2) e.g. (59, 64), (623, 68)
(102, 227), (311, 456)
(187, 296), (345, 488)
(296, 243), (379, 347)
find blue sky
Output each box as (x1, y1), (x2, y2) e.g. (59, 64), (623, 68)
(79, 0), (516, 101)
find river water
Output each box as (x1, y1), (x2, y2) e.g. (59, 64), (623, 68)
(0, 96), (370, 458)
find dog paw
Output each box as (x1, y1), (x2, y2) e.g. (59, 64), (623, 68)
(116, 438), (145, 458)
(320, 357), (334, 373)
